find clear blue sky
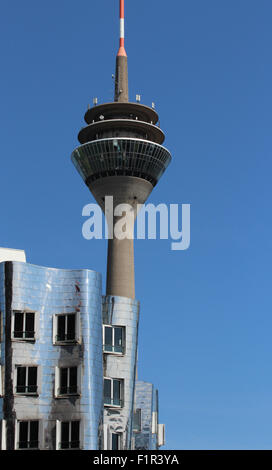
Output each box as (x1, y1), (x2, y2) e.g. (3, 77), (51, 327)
(1, 0), (272, 450)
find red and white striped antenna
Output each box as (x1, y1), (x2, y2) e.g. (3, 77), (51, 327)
(117, 0), (127, 57)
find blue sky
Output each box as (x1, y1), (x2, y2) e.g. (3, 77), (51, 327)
(1, 0), (272, 450)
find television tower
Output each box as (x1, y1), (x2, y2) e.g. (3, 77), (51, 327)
(71, 0), (172, 299)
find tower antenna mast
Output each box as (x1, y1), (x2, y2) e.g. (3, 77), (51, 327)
(114, 0), (128, 101)
(118, 0), (127, 57)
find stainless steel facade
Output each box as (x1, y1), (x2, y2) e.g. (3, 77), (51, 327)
(133, 381), (165, 450)
(0, 261), (103, 450)
(102, 295), (139, 449)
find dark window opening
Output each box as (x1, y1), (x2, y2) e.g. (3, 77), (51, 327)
(60, 421), (80, 449)
(18, 421), (39, 449)
(59, 367), (78, 395)
(56, 314), (76, 342)
(16, 366), (38, 394)
(112, 433), (121, 450)
(14, 311), (35, 340)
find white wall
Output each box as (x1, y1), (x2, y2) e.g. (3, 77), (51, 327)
(0, 247), (26, 263)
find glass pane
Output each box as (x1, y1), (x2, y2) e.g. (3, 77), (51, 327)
(29, 421), (39, 448)
(113, 380), (121, 405)
(133, 409), (141, 431)
(67, 315), (76, 340)
(114, 327), (123, 352)
(71, 421), (80, 449)
(14, 312), (24, 338)
(112, 433), (120, 450)
(17, 367), (26, 392)
(104, 327), (113, 351)
(60, 368), (68, 394)
(57, 315), (66, 341)
(61, 422), (69, 449)
(69, 367), (77, 393)
(25, 313), (35, 339)
(28, 367), (37, 391)
(104, 379), (111, 405)
(19, 421), (28, 449)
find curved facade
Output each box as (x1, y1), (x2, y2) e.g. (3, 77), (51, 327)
(0, 261), (103, 450)
(102, 295), (139, 450)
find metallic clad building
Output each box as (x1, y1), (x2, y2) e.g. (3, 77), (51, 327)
(0, 259), (103, 450)
(133, 381), (165, 450)
(102, 295), (139, 449)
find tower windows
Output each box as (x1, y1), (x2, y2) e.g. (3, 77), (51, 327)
(15, 366), (38, 395)
(12, 311), (36, 341)
(103, 325), (125, 354)
(104, 378), (124, 408)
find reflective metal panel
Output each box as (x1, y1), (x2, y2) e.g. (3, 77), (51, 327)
(0, 261), (103, 450)
(133, 380), (161, 450)
(102, 295), (140, 450)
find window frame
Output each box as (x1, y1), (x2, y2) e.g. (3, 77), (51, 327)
(14, 365), (40, 396)
(15, 420), (40, 450)
(103, 324), (125, 355)
(11, 310), (37, 342)
(55, 365), (81, 398)
(56, 420), (81, 450)
(103, 377), (124, 408)
(53, 313), (80, 345)
(1, 420), (7, 450)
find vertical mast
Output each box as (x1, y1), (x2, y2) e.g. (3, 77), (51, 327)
(114, 0), (129, 102)
(118, 0), (126, 57)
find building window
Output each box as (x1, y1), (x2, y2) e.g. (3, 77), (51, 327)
(53, 313), (79, 344)
(104, 378), (123, 407)
(55, 366), (80, 397)
(17, 421), (39, 449)
(111, 432), (122, 450)
(58, 421), (80, 450)
(16, 366), (38, 395)
(103, 325), (125, 354)
(13, 311), (35, 340)
(133, 408), (142, 432)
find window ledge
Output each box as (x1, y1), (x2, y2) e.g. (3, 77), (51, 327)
(103, 350), (125, 357)
(54, 340), (80, 346)
(15, 393), (39, 397)
(11, 338), (36, 343)
(104, 404), (123, 409)
(55, 394), (81, 399)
